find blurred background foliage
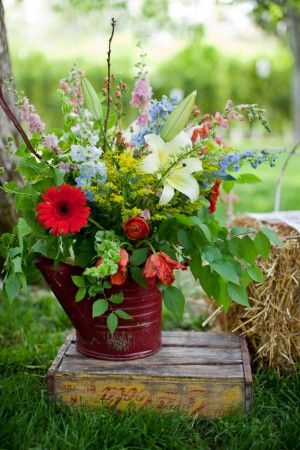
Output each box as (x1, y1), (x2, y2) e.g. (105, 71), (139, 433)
(1, 0), (299, 220)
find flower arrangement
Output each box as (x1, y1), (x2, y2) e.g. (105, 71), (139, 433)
(0, 20), (279, 335)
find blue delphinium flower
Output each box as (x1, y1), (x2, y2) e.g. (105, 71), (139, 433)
(148, 96), (174, 127)
(75, 161), (107, 201)
(131, 96), (174, 146)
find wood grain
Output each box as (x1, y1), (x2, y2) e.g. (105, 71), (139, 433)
(47, 330), (252, 417)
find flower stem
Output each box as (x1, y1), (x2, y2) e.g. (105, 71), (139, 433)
(88, 217), (105, 230)
(103, 18), (117, 146)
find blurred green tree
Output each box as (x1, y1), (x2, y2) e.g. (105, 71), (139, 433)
(234, 0), (300, 139)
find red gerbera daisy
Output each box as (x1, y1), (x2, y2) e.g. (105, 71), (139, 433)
(37, 184), (90, 235)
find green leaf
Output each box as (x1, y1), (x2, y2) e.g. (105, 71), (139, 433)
(109, 293), (124, 304)
(107, 312), (118, 335)
(174, 214), (194, 227)
(88, 286), (104, 296)
(5, 274), (21, 301)
(17, 157), (50, 180)
(211, 259), (239, 284)
(230, 227), (256, 237)
(228, 235), (258, 265)
(75, 287), (86, 302)
(72, 276), (86, 288)
(31, 239), (48, 257)
(17, 218), (32, 253)
(115, 309), (132, 320)
(161, 90), (196, 142)
(163, 286), (185, 321)
(82, 77), (103, 121)
(192, 220), (212, 243)
(202, 246), (223, 263)
(237, 173), (262, 184)
(12, 257), (22, 273)
(190, 251), (203, 279)
(240, 270), (252, 288)
(222, 180), (235, 193)
(227, 282), (249, 307)
(177, 229), (192, 251)
(247, 266), (264, 283)
(261, 227), (281, 247)
(130, 267), (147, 287)
(130, 248), (148, 266)
(254, 231), (271, 261)
(53, 167), (65, 186)
(103, 281), (112, 289)
(92, 299), (108, 318)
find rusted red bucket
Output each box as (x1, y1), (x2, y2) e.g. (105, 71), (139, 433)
(35, 256), (162, 360)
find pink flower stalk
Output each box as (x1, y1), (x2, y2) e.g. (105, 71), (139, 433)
(214, 135), (225, 146)
(60, 80), (72, 95)
(130, 76), (152, 111)
(44, 134), (59, 150)
(136, 112), (148, 126)
(225, 100), (244, 121)
(19, 98), (45, 134)
(215, 112), (229, 129)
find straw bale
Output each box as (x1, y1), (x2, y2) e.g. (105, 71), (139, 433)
(212, 215), (300, 371)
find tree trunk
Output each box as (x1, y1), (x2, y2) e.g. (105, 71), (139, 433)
(289, 7), (300, 140)
(0, 0), (20, 233)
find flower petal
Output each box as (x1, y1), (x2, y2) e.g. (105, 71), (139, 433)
(140, 152), (161, 173)
(165, 131), (192, 156)
(166, 169), (199, 202)
(159, 184), (175, 205)
(181, 158), (203, 174)
(144, 133), (165, 153)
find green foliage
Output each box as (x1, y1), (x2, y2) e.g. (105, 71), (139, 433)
(158, 207), (279, 313)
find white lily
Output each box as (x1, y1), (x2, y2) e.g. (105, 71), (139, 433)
(141, 132), (203, 205)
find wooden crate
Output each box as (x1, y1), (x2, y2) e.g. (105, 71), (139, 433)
(47, 331), (252, 418)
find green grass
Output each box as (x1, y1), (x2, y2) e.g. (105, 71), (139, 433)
(1, 291), (299, 450)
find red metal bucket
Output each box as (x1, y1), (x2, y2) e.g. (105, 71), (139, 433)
(35, 256), (162, 360)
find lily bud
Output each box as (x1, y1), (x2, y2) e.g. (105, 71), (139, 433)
(82, 77), (103, 121)
(161, 90), (196, 142)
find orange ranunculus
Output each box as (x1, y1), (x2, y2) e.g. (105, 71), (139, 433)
(110, 248), (129, 285)
(123, 217), (150, 240)
(143, 252), (187, 286)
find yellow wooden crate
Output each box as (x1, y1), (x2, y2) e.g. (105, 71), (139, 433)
(47, 331), (252, 418)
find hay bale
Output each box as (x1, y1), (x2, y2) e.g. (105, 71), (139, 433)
(213, 212), (300, 371)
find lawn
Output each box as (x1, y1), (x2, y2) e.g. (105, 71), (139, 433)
(0, 291), (299, 450)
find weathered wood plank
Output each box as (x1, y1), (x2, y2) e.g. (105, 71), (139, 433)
(64, 345), (242, 365)
(58, 361), (245, 379)
(162, 331), (240, 348)
(52, 375), (245, 417)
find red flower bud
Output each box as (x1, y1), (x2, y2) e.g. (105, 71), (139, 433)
(123, 217), (150, 240)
